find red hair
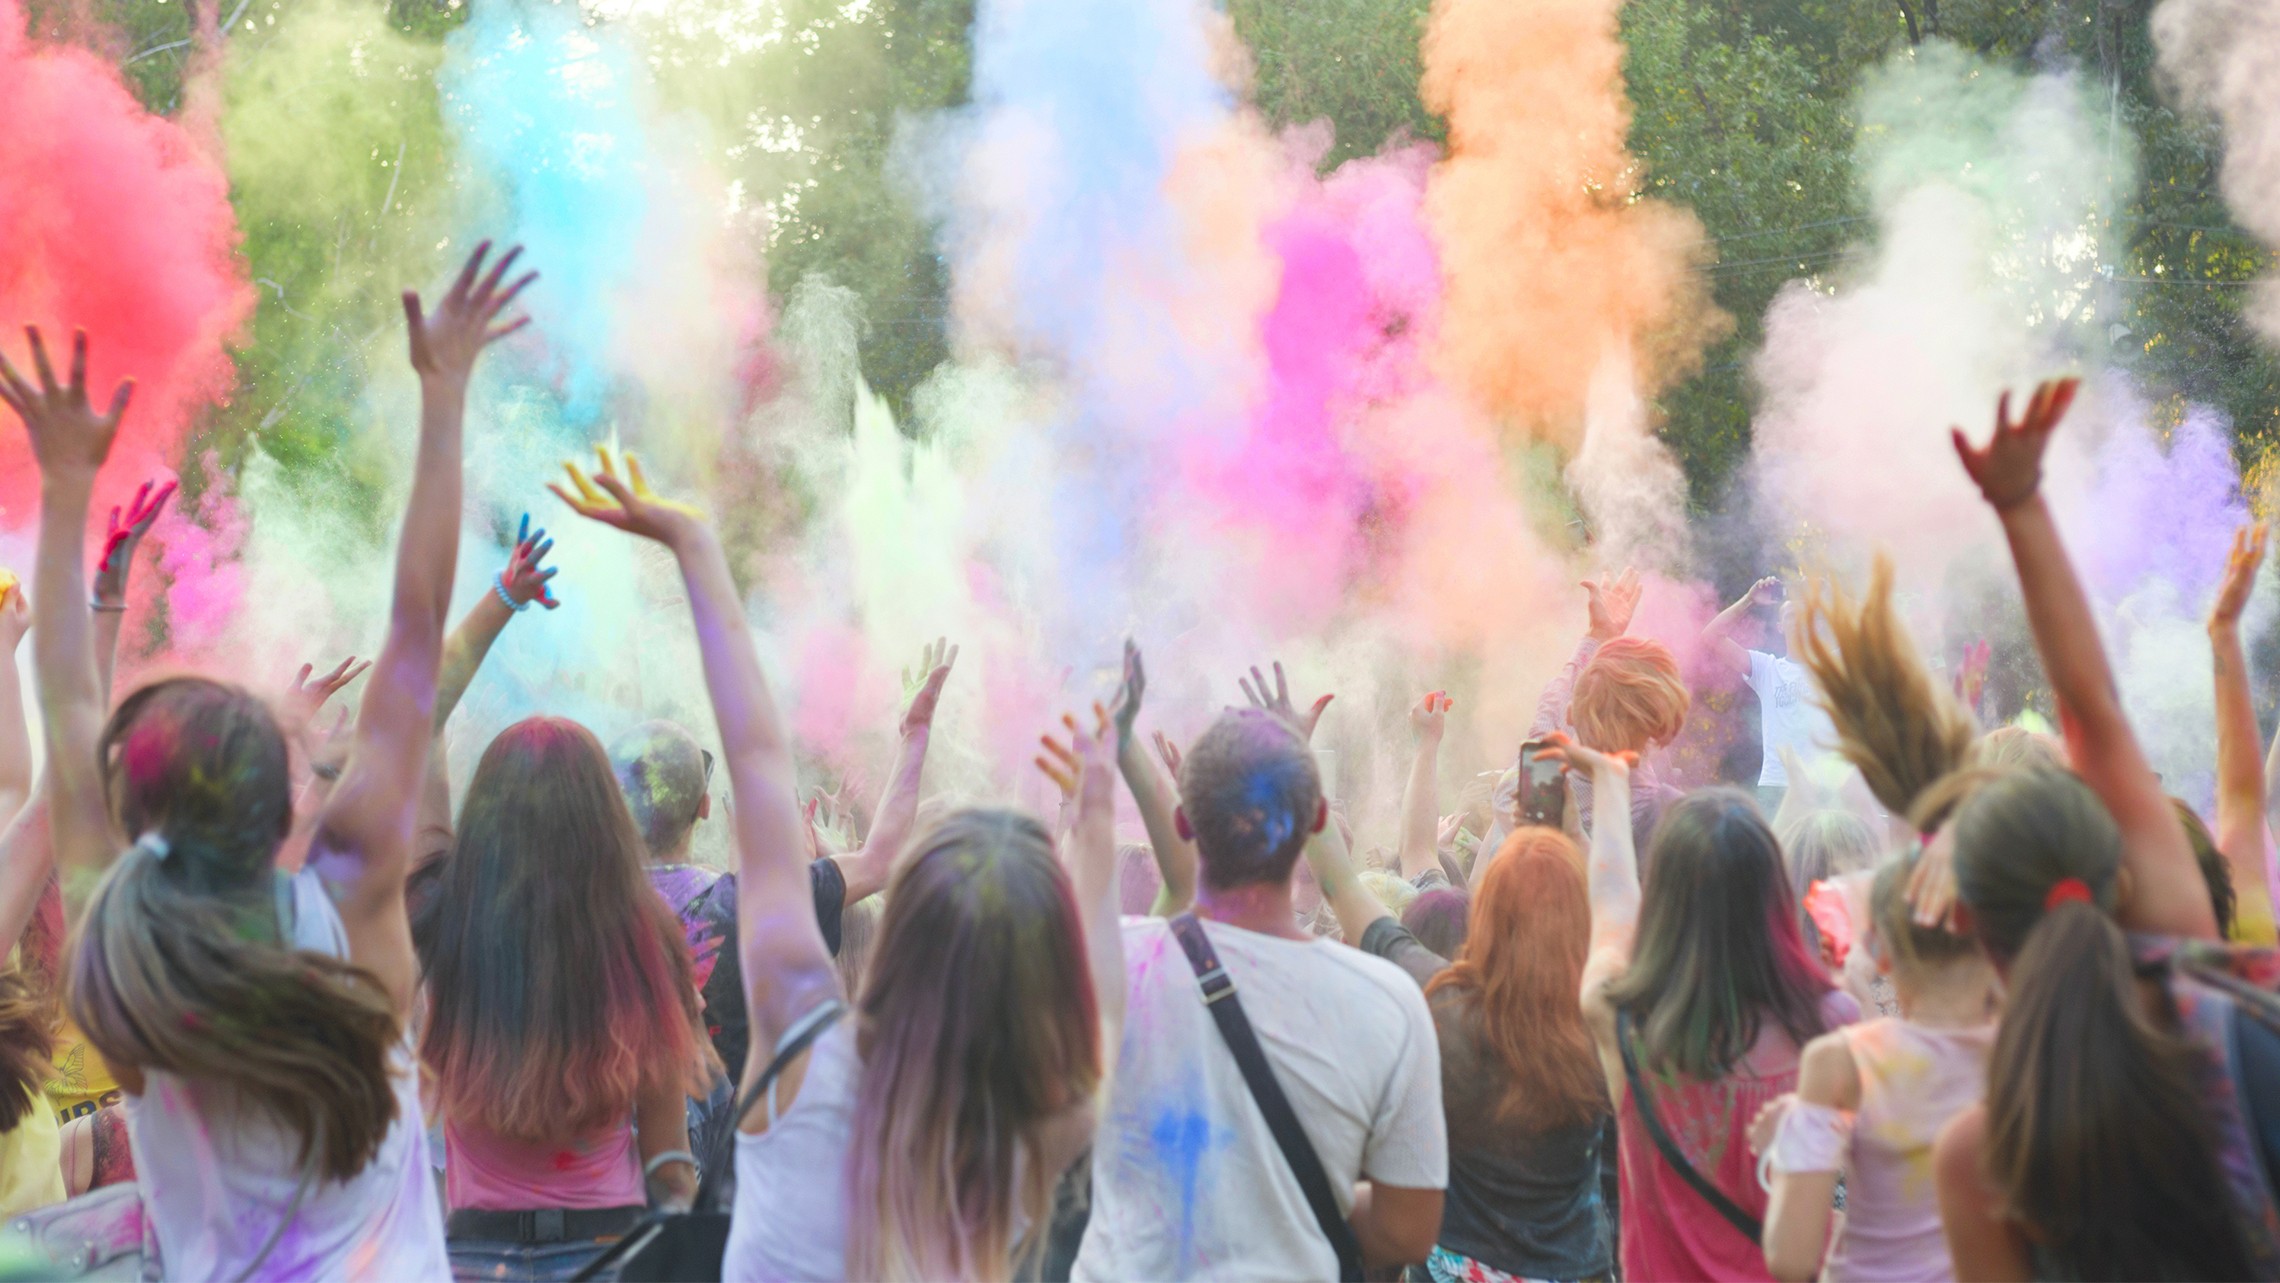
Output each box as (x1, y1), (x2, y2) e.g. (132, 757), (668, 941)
(1428, 828), (1607, 1130)
(1572, 637), (1689, 753)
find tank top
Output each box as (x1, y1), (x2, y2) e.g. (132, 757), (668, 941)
(724, 1018), (860, 1283)
(1826, 1018), (1994, 1282)
(1617, 990), (1859, 1281)
(125, 869), (449, 1280)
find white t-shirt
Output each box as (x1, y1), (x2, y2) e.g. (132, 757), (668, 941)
(1073, 916), (1447, 1281)
(1748, 650), (1837, 789)
(126, 869), (449, 1281)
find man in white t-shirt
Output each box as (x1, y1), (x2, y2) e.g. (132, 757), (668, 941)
(1704, 576), (1838, 811)
(1073, 705), (1446, 1280)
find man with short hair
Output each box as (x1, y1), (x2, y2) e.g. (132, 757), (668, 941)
(1074, 698), (1447, 1279)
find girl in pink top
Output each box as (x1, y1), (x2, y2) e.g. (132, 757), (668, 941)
(1542, 740), (1856, 1283)
(1753, 847), (1998, 1282)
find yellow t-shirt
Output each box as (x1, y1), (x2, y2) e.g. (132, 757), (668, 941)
(0, 1086), (63, 1217)
(44, 1018), (122, 1125)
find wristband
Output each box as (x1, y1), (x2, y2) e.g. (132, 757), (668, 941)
(643, 1149), (698, 1179)
(493, 573), (529, 613)
(90, 599), (127, 613)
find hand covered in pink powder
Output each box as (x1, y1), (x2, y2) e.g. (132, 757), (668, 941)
(1583, 566), (1641, 641)
(899, 637), (958, 738)
(402, 242), (535, 386)
(91, 478), (177, 608)
(0, 328), (134, 483)
(1238, 660), (1333, 742)
(1952, 377), (2079, 511)
(2210, 522), (2268, 632)
(499, 513), (561, 610)
(551, 447), (704, 547)
(1410, 690), (1453, 744)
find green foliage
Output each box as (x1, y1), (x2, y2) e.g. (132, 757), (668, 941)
(1228, 0), (1439, 166)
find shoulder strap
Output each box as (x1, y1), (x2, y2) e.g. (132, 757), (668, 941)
(734, 999), (848, 1130)
(1617, 1007), (1763, 1242)
(1169, 914), (1364, 1283)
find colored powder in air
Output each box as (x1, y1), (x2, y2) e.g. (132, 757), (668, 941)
(0, 0), (252, 524)
(1420, 0), (1723, 447)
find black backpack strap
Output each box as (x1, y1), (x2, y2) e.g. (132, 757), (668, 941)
(1169, 914), (1365, 1283)
(1616, 1007), (1763, 1242)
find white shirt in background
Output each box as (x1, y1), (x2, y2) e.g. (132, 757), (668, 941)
(1749, 650), (1838, 789)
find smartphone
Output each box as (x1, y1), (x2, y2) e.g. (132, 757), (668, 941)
(1517, 739), (1565, 830)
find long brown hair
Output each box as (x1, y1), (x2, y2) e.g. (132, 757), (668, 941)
(0, 966), (53, 1130)
(1428, 828), (1606, 1130)
(1984, 901), (2253, 1278)
(846, 809), (1100, 1281)
(417, 716), (698, 1143)
(69, 677), (398, 1182)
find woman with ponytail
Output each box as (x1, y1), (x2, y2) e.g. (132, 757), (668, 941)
(1, 243), (531, 1277)
(1802, 382), (2280, 1278)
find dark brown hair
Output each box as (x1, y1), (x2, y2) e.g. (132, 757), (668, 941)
(418, 716), (699, 1144)
(70, 677), (398, 1183)
(1984, 901), (2253, 1279)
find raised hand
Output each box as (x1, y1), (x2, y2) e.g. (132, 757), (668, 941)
(1107, 640), (1143, 754)
(499, 513), (561, 611)
(900, 637), (958, 738)
(1529, 730), (1636, 784)
(1952, 377), (2080, 511)
(0, 576), (25, 651)
(1238, 660), (1334, 742)
(1410, 690), (1453, 743)
(92, 478), (178, 608)
(286, 656), (373, 732)
(0, 329), (135, 482)
(2211, 522), (2268, 632)
(1035, 705), (1111, 801)
(1584, 567), (1642, 641)
(1747, 576), (1782, 608)
(1152, 730), (1184, 782)
(402, 241), (537, 385)
(551, 446), (703, 547)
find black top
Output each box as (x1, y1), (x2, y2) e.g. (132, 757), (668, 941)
(651, 857), (848, 1082)
(1359, 918), (1612, 1278)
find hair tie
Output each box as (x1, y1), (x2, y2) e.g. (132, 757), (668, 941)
(132, 832), (170, 863)
(2043, 876), (2092, 910)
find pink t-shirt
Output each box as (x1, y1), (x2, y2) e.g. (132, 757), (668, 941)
(1618, 990), (1859, 1281)
(444, 1116), (642, 1212)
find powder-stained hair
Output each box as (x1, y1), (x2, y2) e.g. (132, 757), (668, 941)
(70, 677), (398, 1183)
(847, 809), (1099, 1280)
(1429, 830), (1607, 1130)
(1868, 847), (1981, 974)
(610, 720), (709, 859)
(419, 717), (699, 1144)
(1985, 901), (2253, 1278)
(0, 966), (52, 1131)
(1177, 709), (1323, 891)
(1794, 558), (1978, 823)
(1359, 869), (1419, 918)
(1570, 638), (1690, 754)
(1603, 790), (1835, 1080)
(1778, 809), (1880, 942)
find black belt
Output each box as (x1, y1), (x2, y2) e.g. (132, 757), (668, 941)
(446, 1205), (645, 1244)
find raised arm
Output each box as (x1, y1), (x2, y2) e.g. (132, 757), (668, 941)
(1530, 569), (1637, 737)
(1536, 733), (1638, 1106)
(1303, 789), (1394, 944)
(2210, 523), (2278, 937)
(1141, 730), (1198, 914)
(552, 448), (838, 1078)
(834, 639), (953, 906)
(5, 328), (136, 879)
(1953, 380), (2215, 939)
(310, 243), (534, 1014)
(90, 478), (174, 706)
(1703, 578), (1779, 677)
(1397, 691), (1451, 882)
(434, 516), (559, 734)
(0, 587), (31, 825)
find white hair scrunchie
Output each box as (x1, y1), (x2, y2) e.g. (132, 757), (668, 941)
(132, 831), (171, 862)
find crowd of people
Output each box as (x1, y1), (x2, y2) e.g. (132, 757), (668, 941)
(0, 243), (2275, 1282)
